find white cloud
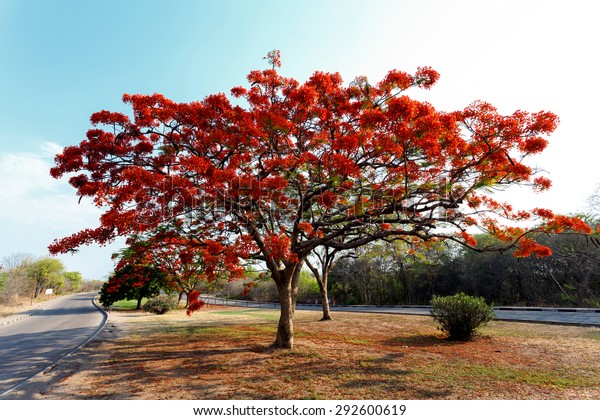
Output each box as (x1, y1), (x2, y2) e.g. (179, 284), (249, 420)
(40, 141), (64, 158)
(0, 149), (100, 228)
(0, 145), (121, 279)
(0, 152), (57, 196)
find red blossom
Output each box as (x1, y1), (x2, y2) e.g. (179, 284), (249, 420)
(263, 233), (292, 261)
(186, 290), (205, 316)
(514, 237), (553, 258)
(298, 222), (314, 236)
(460, 231), (477, 247)
(533, 176), (552, 192)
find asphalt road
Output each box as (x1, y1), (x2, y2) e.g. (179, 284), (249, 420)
(203, 297), (600, 327)
(0, 292), (106, 396)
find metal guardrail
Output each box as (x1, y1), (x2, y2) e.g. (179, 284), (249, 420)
(201, 295), (280, 309)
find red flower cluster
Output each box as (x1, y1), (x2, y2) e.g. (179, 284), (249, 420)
(186, 290), (205, 316)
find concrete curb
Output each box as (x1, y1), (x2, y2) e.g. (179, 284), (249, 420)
(0, 313), (33, 327)
(0, 294), (108, 398)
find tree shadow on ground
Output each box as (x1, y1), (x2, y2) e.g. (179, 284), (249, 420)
(6, 320), (456, 400)
(231, 344), (451, 399)
(384, 334), (461, 348)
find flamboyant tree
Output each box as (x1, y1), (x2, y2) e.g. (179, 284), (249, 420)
(99, 264), (166, 309)
(49, 51), (591, 349)
(118, 227), (236, 308)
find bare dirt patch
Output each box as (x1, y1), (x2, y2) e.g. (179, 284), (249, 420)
(8, 305), (600, 400)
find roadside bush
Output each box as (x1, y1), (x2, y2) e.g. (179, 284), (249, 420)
(143, 295), (178, 315)
(431, 293), (495, 340)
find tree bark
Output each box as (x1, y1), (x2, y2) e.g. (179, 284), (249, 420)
(272, 262), (302, 349)
(305, 251), (334, 321)
(274, 280), (294, 349)
(318, 280), (333, 321)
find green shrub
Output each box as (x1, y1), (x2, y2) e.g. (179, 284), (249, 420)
(143, 295), (178, 315)
(431, 293), (496, 340)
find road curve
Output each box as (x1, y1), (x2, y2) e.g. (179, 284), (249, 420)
(0, 292), (106, 397)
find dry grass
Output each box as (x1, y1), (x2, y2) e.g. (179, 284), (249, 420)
(0, 295), (60, 317)
(11, 305), (600, 400)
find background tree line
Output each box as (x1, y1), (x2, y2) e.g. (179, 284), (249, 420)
(206, 214), (600, 309)
(0, 254), (102, 306)
(327, 217), (600, 308)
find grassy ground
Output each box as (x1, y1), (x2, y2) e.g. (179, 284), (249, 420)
(11, 305), (600, 400)
(109, 298), (148, 310)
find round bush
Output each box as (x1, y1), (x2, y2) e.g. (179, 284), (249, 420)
(431, 293), (496, 340)
(143, 295), (178, 315)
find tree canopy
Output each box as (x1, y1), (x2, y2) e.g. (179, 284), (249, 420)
(49, 51), (591, 348)
(99, 264), (166, 309)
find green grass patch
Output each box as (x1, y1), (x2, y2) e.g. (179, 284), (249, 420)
(345, 337), (371, 345)
(583, 330), (600, 341)
(111, 298), (147, 310)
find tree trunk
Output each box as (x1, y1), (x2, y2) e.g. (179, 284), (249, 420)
(272, 262), (302, 349)
(319, 284), (332, 321)
(34, 283), (43, 299)
(274, 280), (294, 349)
(305, 251), (334, 321)
(136, 296), (142, 309)
(316, 274), (332, 321)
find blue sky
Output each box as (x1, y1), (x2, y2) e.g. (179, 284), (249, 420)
(1, 0), (599, 279)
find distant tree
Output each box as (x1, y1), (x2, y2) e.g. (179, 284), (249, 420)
(305, 246), (341, 320)
(99, 264), (166, 309)
(80, 279), (105, 292)
(26, 257), (65, 300)
(243, 269), (278, 302)
(64, 271), (83, 293)
(329, 241), (442, 305)
(2, 253), (34, 271)
(436, 224), (600, 307)
(1, 255), (50, 304)
(296, 269), (321, 303)
(511, 220), (600, 307)
(329, 245), (401, 306)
